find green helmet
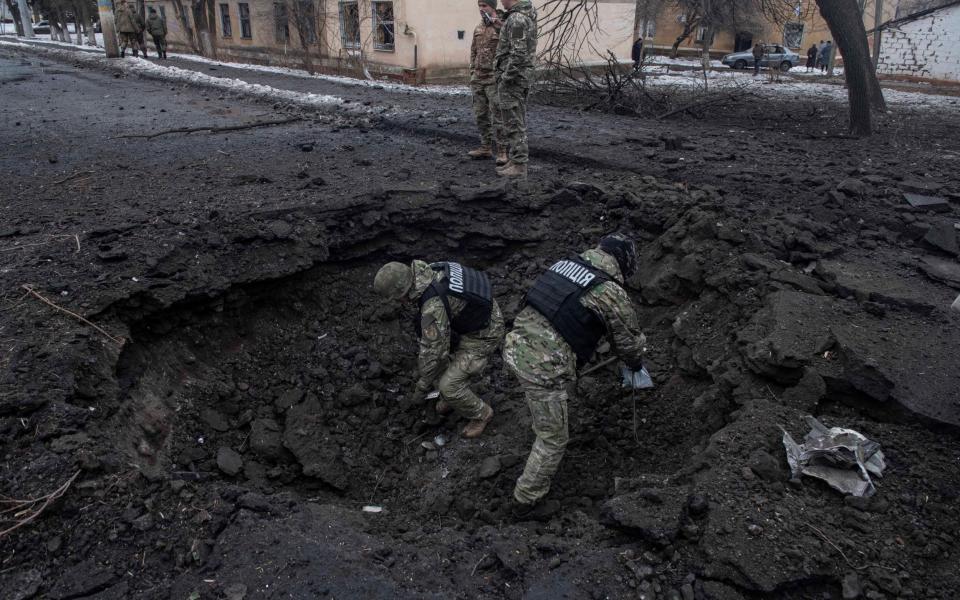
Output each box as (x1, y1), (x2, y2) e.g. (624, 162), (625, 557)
(599, 233), (638, 278)
(373, 262), (413, 300)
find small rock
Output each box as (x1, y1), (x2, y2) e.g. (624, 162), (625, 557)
(842, 572), (862, 599)
(223, 583), (248, 600)
(216, 447), (244, 476)
(922, 222), (959, 256)
(478, 456), (502, 479)
(746, 523), (763, 536)
(836, 178), (865, 197)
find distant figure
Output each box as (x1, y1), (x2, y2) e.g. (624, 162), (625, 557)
(806, 43), (817, 72)
(752, 43), (764, 76)
(147, 7), (168, 59)
(631, 37), (644, 70)
(113, 0), (140, 58)
(819, 40), (832, 73)
(135, 7), (149, 57)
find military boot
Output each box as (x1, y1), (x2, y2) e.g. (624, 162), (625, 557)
(497, 162), (527, 178)
(467, 145), (493, 159)
(462, 403), (494, 438)
(435, 398), (453, 415)
(496, 148), (508, 166)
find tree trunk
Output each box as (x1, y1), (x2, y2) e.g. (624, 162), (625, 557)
(80, 1), (96, 45)
(5, 0), (25, 36)
(171, 0), (200, 54)
(670, 22), (694, 59)
(815, 0), (885, 136)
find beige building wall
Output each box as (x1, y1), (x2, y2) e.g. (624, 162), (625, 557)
(147, 0), (902, 81)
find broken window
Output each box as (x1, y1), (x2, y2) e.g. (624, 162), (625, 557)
(372, 1), (394, 51)
(298, 0), (317, 45)
(220, 3), (232, 38)
(238, 2), (252, 38)
(783, 22), (804, 49)
(339, 1), (360, 49)
(275, 2), (289, 43)
(694, 27), (715, 45)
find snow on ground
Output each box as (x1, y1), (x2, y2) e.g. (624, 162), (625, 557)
(0, 38), (361, 114)
(2, 34), (956, 111)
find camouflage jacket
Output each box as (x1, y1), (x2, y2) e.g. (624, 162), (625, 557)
(147, 13), (167, 37)
(504, 248), (646, 387)
(471, 18), (501, 85)
(494, 0), (538, 87)
(114, 4), (139, 34)
(408, 260), (502, 389)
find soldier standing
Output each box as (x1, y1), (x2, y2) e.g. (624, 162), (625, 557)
(374, 260), (504, 438)
(468, 0), (507, 167)
(494, 0), (537, 178)
(114, 0), (140, 58)
(146, 7), (168, 59)
(135, 6), (149, 58)
(503, 234), (648, 513)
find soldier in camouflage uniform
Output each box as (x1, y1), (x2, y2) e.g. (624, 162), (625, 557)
(494, 0), (537, 178)
(114, 0), (141, 58)
(468, 0), (508, 166)
(503, 234), (647, 509)
(374, 260), (504, 438)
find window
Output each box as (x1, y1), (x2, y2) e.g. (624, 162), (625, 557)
(220, 3), (232, 37)
(642, 19), (656, 39)
(238, 2), (252, 39)
(274, 2), (289, 43)
(298, 0), (317, 44)
(339, 1), (360, 49)
(783, 22), (804, 48)
(372, 1), (394, 51)
(695, 27), (715, 44)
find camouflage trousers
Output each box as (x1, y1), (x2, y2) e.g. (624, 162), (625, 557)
(513, 381), (570, 505)
(497, 82), (530, 164)
(118, 32), (139, 51)
(472, 81), (503, 149)
(438, 326), (503, 421)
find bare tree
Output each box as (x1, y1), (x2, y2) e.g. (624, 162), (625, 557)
(171, 0), (201, 54)
(4, 0), (25, 36)
(815, 0), (887, 136)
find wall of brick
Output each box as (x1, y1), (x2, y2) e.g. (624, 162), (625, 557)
(877, 4), (960, 81)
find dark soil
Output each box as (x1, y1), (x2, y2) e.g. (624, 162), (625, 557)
(1, 44), (960, 600)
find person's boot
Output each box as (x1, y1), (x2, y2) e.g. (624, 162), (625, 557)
(133, 49), (139, 58)
(467, 145), (493, 159)
(462, 403), (494, 438)
(508, 498), (559, 521)
(435, 398), (453, 415)
(496, 148), (508, 166)
(497, 162), (527, 178)
(120, 49), (125, 58)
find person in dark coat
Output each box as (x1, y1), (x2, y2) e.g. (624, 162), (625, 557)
(806, 43), (817, 72)
(146, 7), (167, 59)
(752, 43), (764, 76)
(631, 37), (644, 70)
(818, 40), (832, 73)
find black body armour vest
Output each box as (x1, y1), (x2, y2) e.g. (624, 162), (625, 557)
(414, 262), (493, 338)
(524, 258), (610, 366)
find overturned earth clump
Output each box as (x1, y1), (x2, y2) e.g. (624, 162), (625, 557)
(2, 173), (959, 600)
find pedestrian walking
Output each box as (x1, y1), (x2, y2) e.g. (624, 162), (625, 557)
(494, 0), (538, 179)
(114, 0), (140, 57)
(467, 0), (507, 166)
(373, 260), (504, 439)
(806, 43), (817, 72)
(752, 42), (764, 76)
(146, 7), (167, 59)
(819, 40), (832, 73)
(631, 36), (644, 70)
(503, 234), (649, 518)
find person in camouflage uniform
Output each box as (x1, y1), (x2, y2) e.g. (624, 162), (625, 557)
(503, 234), (647, 509)
(494, 0), (537, 178)
(374, 260), (504, 438)
(468, 0), (507, 166)
(114, 0), (141, 58)
(146, 7), (168, 59)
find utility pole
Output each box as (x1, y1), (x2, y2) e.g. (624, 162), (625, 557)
(97, 0), (120, 57)
(17, 0), (34, 38)
(871, 0), (884, 71)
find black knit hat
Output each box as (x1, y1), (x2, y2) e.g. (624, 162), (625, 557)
(599, 233), (638, 278)
(480, 0), (497, 9)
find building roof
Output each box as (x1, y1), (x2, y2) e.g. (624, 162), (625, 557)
(869, 0), (960, 32)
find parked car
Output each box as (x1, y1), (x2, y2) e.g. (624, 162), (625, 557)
(722, 45), (799, 71)
(33, 20), (50, 34)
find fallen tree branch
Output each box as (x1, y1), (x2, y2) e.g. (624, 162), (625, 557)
(112, 117), (304, 140)
(0, 470), (81, 538)
(53, 170), (94, 185)
(656, 88), (755, 120)
(21, 284), (125, 345)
